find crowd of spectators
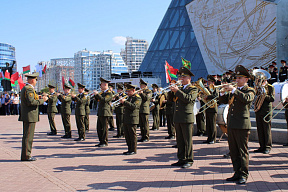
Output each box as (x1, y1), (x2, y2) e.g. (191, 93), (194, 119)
(0, 92), (20, 116)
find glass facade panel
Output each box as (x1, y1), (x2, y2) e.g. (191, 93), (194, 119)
(139, 0), (208, 87)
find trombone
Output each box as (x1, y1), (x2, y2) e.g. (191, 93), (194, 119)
(263, 96), (288, 123)
(198, 82), (236, 113)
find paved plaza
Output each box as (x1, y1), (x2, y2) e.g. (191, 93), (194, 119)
(0, 113), (288, 192)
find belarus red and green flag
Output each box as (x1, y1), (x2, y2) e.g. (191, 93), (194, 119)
(165, 61), (178, 83)
(18, 75), (25, 90)
(23, 65), (30, 74)
(42, 65), (47, 74)
(0, 71), (4, 81)
(181, 57), (191, 70)
(4, 70), (10, 80)
(68, 78), (75, 88)
(11, 72), (19, 87)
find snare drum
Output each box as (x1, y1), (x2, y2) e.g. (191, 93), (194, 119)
(194, 98), (201, 115)
(272, 82), (288, 109)
(216, 104), (229, 125)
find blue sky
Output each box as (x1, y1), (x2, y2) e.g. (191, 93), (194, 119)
(0, 0), (171, 70)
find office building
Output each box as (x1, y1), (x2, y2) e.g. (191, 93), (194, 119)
(121, 37), (148, 73)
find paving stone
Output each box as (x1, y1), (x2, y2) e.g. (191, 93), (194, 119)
(0, 113), (287, 191)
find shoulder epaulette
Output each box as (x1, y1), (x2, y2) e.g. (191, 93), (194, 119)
(135, 94), (141, 98)
(107, 90), (111, 93)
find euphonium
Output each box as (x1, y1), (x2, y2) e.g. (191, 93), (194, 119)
(252, 69), (271, 112)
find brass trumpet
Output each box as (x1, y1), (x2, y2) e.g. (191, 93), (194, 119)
(197, 82), (237, 113)
(110, 87), (146, 107)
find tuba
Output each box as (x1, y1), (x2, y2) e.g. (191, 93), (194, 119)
(252, 69), (271, 112)
(195, 79), (217, 111)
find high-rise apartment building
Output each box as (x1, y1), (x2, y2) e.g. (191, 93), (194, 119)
(36, 58), (74, 92)
(121, 37), (148, 73)
(74, 49), (100, 91)
(74, 49), (128, 91)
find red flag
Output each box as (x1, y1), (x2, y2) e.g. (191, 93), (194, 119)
(165, 61), (178, 83)
(23, 65), (30, 74)
(42, 65), (47, 74)
(165, 62), (171, 83)
(11, 72), (19, 84)
(62, 76), (65, 89)
(68, 78), (75, 88)
(4, 70), (10, 80)
(18, 75), (25, 90)
(0, 71), (4, 80)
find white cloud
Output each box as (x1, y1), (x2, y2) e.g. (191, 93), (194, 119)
(113, 36), (126, 46)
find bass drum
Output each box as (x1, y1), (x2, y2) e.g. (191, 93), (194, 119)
(193, 98), (201, 115)
(272, 82), (288, 109)
(216, 104), (229, 125)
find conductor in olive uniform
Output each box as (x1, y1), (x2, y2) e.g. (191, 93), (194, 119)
(151, 84), (160, 130)
(254, 80), (274, 154)
(58, 84), (72, 138)
(120, 84), (142, 155)
(113, 84), (126, 138)
(93, 78), (113, 147)
(203, 75), (219, 144)
(219, 65), (255, 184)
(19, 73), (48, 161)
(138, 79), (152, 142)
(47, 84), (58, 135)
(170, 67), (198, 168)
(72, 83), (87, 141)
(84, 88), (90, 132)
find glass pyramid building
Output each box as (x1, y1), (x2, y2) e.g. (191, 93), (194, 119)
(139, 0), (208, 86)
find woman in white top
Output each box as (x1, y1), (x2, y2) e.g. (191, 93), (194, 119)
(13, 94), (20, 115)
